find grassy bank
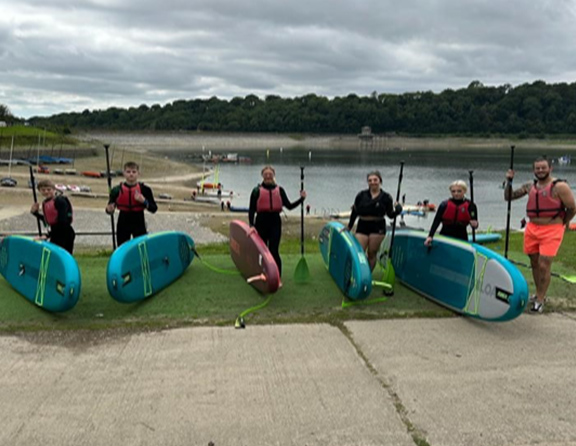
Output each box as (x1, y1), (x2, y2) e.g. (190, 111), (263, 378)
(1, 232), (575, 333)
(0, 125), (76, 148)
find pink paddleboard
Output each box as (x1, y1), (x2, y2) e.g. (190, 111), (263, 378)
(229, 220), (280, 294)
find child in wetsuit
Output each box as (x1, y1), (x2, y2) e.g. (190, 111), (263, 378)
(30, 180), (75, 254)
(425, 180), (478, 245)
(105, 161), (158, 246)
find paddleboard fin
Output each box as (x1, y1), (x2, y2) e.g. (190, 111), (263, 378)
(122, 273), (132, 286)
(235, 316), (246, 329)
(247, 273), (266, 284)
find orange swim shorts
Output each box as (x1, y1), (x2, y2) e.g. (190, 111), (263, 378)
(524, 222), (565, 257)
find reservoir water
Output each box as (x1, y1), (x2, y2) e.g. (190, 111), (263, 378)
(165, 147), (575, 232)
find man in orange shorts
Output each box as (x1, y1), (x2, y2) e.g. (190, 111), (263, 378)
(505, 156), (576, 313)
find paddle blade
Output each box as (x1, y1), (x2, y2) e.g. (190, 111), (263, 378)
(382, 259), (396, 287)
(294, 256), (310, 283)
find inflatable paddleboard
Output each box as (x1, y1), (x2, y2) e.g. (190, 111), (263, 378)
(0, 236), (81, 312)
(229, 220), (280, 294)
(106, 231), (196, 303)
(380, 230), (528, 321)
(469, 233), (502, 243)
(318, 221), (372, 300)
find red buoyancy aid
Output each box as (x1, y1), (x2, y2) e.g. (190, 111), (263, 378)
(441, 199), (472, 226)
(42, 196), (73, 226)
(256, 185), (283, 213)
(116, 183), (147, 212)
(526, 180), (566, 219)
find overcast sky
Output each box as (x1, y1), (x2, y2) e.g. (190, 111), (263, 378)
(1, 0), (576, 118)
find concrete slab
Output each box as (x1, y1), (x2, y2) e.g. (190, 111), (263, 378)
(346, 315), (576, 446)
(0, 324), (413, 446)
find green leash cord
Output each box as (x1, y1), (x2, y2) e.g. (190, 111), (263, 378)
(235, 295), (274, 328)
(341, 281), (390, 308)
(191, 247), (241, 276)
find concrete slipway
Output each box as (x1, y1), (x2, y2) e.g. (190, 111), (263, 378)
(1, 314), (575, 446)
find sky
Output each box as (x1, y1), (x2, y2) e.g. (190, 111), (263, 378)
(1, 0), (576, 119)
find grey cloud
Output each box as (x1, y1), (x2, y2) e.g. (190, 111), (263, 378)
(1, 0), (576, 117)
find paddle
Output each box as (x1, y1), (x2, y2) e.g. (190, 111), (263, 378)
(504, 145), (515, 259)
(294, 166), (310, 283)
(509, 259), (576, 284)
(104, 144), (117, 250)
(29, 165), (43, 237)
(468, 170), (476, 243)
(381, 161), (404, 293)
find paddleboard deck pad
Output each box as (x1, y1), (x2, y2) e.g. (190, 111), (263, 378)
(318, 221), (372, 300)
(107, 231), (195, 303)
(381, 230), (528, 321)
(229, 220), (280, 294)
(0, 236), (81, 312)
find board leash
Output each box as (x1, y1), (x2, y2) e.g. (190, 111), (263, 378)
(235, 295), (274, 329)
(191, 247), (241, 275)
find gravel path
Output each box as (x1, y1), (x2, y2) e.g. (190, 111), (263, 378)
(0, 207), (226, 247)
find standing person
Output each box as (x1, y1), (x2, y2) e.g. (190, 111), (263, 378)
(505, 156), (576, 313)
(105, 161), (158, 247)
(424, 180), (478, 246)
(30, 180), (75, 254)
(347, 171), (402, 271)
(249, 165), (306, 279)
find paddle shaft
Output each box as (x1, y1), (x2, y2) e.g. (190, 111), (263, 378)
(29, 165), (43, 237)
(504, 145), (515, 258)
(389, 161), (405, 251)
(300, 166), (305, 256)
(509, 258), (576, 284)
(104, 144), (117, 250)
(468, 170), (476, 243)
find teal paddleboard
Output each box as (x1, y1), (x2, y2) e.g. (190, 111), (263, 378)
(380, 230), (528, 321)
(318, 221), (372, 300)
(0, 236), (81, 312)
(469, 233), (502, 243)
(106, 231), (196, 303)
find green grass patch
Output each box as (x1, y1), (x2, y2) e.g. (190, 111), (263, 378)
(1, 232), (575, 333)
(0, 125), (75, 147)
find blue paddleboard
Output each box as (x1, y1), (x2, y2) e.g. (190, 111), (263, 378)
(318, 221), (372, 300)
(380, 230), (528, 321)
(468, 233), (502, 243)
(106, 231), (196, 303)
(0, 236), (81, 312)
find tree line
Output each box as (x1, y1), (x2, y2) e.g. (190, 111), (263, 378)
(13, 80), (576, 135)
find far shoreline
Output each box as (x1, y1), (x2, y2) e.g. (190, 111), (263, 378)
(75, 131), (576, 153)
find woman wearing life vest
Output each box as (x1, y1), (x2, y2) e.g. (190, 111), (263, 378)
(105, 161), (158, 246)
(248, 165), (307, 278)
(30, 179), (75, 254)
(424, 180), (478, 246)
(347, 171), (403, 271)
(505, 156), (576, 313)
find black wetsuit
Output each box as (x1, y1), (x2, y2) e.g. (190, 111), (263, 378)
(249, 183), (304, 276)
(33, 195), (75, 254)
(108, 182), (158, 246)
(348, 189), (401, 235)
(428, 198), (478, 241)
